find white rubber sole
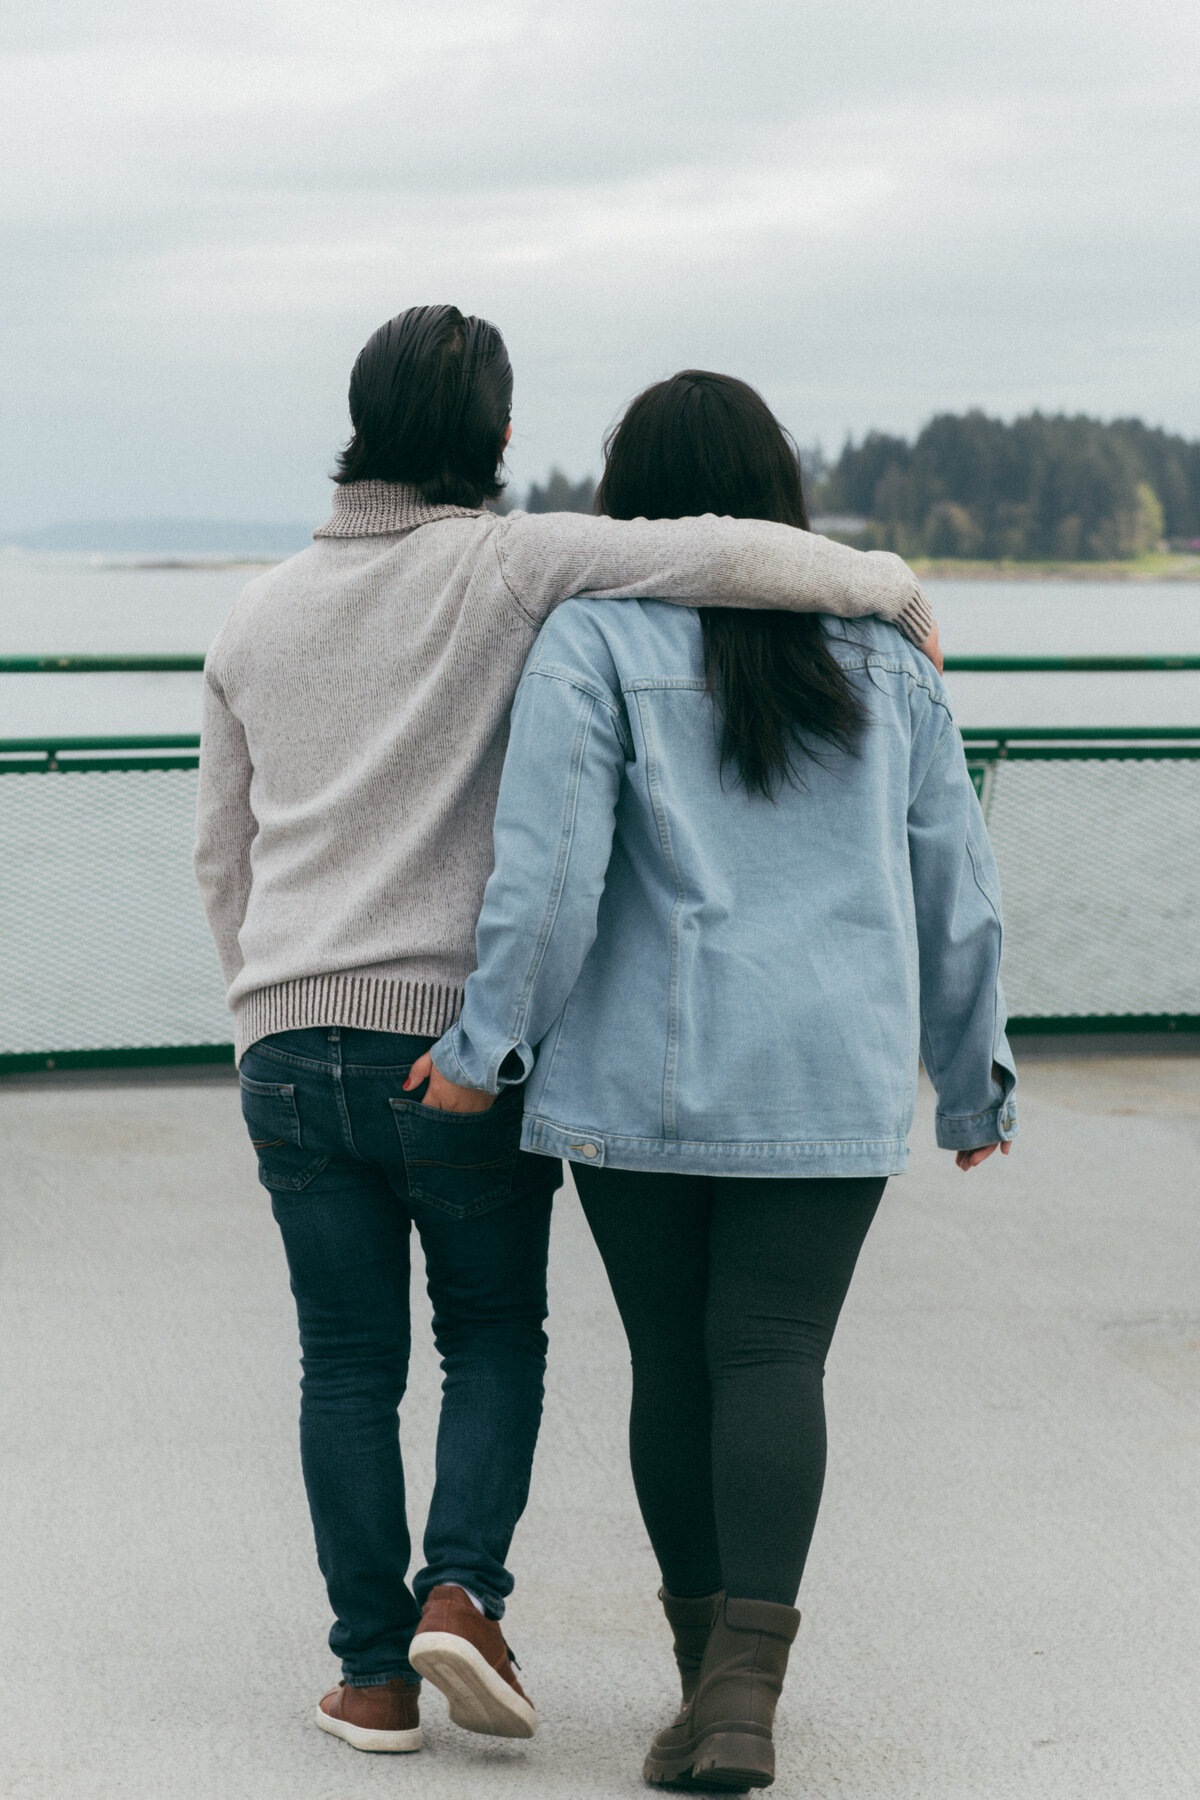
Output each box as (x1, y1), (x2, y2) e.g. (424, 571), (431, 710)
(315, 1703), (422, 1754)
(408, 1631), (537, 1739)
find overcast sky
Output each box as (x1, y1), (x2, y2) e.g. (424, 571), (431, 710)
(2, 0), (1197, 527)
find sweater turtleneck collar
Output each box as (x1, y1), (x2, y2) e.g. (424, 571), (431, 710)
(313, 480), (484, 538)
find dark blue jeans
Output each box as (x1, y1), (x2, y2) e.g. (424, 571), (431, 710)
(240, 1027), (559, 1687)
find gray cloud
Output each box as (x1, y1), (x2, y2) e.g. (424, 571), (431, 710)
(1, 0), (1197, 526)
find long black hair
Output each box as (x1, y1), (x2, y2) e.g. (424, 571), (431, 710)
(595, 370), (866, 799)
(335, 304), (512, 506)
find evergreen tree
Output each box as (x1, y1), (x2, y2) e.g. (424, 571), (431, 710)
(524, 468), (596, 514)
(820, 411), (1197, 558)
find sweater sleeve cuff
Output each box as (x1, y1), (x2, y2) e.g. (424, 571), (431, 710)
(894, 583), (934, 645)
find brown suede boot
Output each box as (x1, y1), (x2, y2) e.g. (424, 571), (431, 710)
(316, 1677), (421, 1753)
(643, 1596), (800, 1790)
(409, 1583), (537, 1738)
(660, 1588), (724, 1706)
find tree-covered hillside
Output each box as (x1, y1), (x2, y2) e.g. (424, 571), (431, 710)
(495, 468), (595, 514)
(817, 412), (1200, 560)
(501, 417), (1200, 561)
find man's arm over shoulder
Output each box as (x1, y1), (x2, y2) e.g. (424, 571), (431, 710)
(494, 510), (934, 644)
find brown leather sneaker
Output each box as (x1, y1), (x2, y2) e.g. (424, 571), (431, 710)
(408, 1584), (537, 1738)
(316, 1677), (422, 1753)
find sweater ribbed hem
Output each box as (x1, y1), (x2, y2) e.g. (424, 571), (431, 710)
(235, 975), (465, 1062)
(314, 480), (483, 538)
(895, 584), (934, 645)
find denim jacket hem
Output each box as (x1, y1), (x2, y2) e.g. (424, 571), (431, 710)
(523, 1114), (909, 1177)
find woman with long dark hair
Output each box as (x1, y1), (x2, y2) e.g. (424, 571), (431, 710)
(410, 371), (1016, 1789)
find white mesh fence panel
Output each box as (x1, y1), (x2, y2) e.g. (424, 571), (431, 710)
(984, 756), (1200, 1019)
(0, 767), (229, 1055)
(2, 753), (1198, 1059)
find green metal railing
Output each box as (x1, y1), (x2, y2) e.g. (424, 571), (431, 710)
(0, 654), (208, 673)
(0, 736), (202, 773)
(6, 652), (1200, 674)
(2, 654), (1199, 1071)
(946, 655), (1200, 672)
(6, 725), (1200, 778)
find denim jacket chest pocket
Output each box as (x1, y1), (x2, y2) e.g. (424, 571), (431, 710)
(239, 1074), (330, 1192)
(389, 1087), (522, 1217)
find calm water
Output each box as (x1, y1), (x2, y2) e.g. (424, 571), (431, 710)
(3, 556), (1200, 738)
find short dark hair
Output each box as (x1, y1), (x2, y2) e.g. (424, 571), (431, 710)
(596, 370), (866, 799)
(334, 304), (513, 506)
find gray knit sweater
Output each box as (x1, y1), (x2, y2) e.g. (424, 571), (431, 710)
(194, 480), (933, 1060)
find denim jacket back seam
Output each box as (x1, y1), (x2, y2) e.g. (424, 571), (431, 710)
(522, 658), (625, 706)
(635, 689), (687, 1140)
(617, 656), (951, 711)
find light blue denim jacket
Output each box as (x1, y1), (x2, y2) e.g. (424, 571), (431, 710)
(433, 600), (1017, 1177)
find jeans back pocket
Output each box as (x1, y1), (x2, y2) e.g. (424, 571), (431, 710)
(240, 1074), (330, 1193)
(389, 1089), (522, 1217)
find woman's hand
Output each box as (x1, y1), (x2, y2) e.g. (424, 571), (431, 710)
(955, 1141), (1011, 1172)
(404, 1052), (496, 1113)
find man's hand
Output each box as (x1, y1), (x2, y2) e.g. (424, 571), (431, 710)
(956, 1141), (1011, 1172)
(404, 1051), (496, 1112)
(917, 618), (943, 673)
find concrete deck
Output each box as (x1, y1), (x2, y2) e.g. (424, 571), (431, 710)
(1, 1054), (1198, 1798)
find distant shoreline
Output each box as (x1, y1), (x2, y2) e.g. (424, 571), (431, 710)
(0, 553), (285, 571)
(6, 548), (1200, 583)
(909, 553), (1200, 582)
(112, 559), (282, 572)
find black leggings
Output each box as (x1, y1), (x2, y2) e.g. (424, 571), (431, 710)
(574, 1167), (885, 1608)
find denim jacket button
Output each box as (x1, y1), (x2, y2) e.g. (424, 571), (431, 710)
(580, 1144), (598, 1158)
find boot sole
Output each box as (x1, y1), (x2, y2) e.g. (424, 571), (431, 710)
(315, 1705), (422, 1754)
(408, 1631), (537, 1739)
(645, 1726), (775, 1790)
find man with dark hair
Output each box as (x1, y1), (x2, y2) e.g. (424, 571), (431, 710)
(195, 304), (938, 1758)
